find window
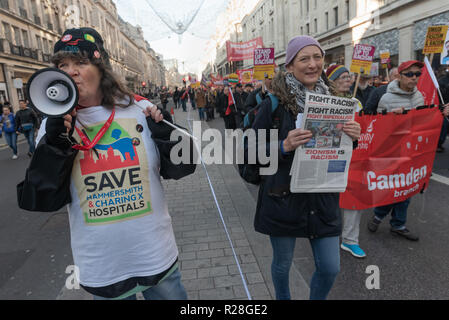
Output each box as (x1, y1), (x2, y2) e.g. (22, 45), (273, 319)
(314, 18), (317, 33)
(0, 0), (9, 10)
(306, 23), (310, 35)
(325, 12), (329, 30)
(43, 38), (49, 54)
(345, 0), (350, 21)
(306, 0), (309, 13)
(22, 29), (29, 47)
(13, 26), (21, 46)
(3, 23), (12, 42)
(334, 7), (339, 27)
(30, 0), (38, 17)
(35, 35), (42, 50)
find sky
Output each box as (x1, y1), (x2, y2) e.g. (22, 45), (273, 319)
(113, 0), (232, 76)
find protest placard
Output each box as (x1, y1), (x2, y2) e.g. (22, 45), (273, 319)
(423, 25), (449, 54)
(380, 50), (390, 68)
(253, 48), (275, 80)
(441, 27), (449, 65)
(350, 44), (376, 74)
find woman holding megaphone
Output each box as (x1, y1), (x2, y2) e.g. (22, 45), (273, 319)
(17, 28), (195, 300)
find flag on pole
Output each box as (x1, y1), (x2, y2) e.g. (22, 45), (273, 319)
(225, 87), (236, 116)
(201, 73), (210, 88)
(418, 57), (440, 106)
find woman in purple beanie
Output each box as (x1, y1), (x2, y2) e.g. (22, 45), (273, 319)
(249, 35), (361, 300)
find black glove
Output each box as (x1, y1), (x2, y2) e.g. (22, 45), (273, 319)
(45, 116), (75, 148)
(146, 108), (175, 140)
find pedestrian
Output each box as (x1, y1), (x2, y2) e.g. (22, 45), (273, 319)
(233, 83), (247, 128)
(244, 83), (254, 94)
(173, 87), (180, 109)
(215, 86), (225, 117)
(205, 88), (215, 121)
(0, 105), (18, 159)
(195, 88), (206, 121)
(188, 86), (196, 110)
(368, 60), (425, 241)
(364, 68), (400, 112)
(222, 86), (236, 131)
(249, 36), (361, 300)
(160, 86), (169, 110)
(244, 75), (272, 111)
(17, 27), (196, 300)
(351, 74), (375, 106)
(326, 64), (366, 259)
(180, 86), (189, 112)
(15, 99), (40, 157)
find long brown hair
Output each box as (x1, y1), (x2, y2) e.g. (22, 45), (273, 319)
(51, 51), (134, 109)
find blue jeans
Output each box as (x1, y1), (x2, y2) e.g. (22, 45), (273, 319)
(181, 100), (187, 111)
(270, 236), (340, 300)
(198, 108), (205, 120)
(190, 99), (196, 109)
(4, 131), (18, 155)
(22, 129), (35, 154)
(373, 198), (410, 230)
(93, 268), (187, 300)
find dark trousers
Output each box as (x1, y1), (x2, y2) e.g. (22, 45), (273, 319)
(438, 118), (449, 147)
(224, 114), (236, 130)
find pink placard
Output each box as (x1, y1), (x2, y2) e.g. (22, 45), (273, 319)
(254, 48), (275, 66)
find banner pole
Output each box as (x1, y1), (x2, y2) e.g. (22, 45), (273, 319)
(352, 71), (362, 98)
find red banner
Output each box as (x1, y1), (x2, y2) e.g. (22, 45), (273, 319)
(226, 37), (263, 62)
(339, 108), (443, 210)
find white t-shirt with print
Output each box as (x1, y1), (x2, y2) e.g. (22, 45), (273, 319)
(37, 99), (178, 288)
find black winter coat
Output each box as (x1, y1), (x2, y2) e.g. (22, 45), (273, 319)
(251, 98), (344, 239)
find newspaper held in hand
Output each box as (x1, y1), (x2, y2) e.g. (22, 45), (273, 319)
(290, 92), (357, 193)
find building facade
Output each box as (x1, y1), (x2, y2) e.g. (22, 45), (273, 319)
(0, 0), (165, 110)
(238, 0), (449, 71)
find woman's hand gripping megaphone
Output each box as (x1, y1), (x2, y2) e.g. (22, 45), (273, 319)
(45, 109), (77, 148)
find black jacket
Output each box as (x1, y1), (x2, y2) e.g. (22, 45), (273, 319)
(245, 87), (268, 111)
(351, 84), (376, 107)
(365, 84), (388, 113)
(15, 108), (39, 131)
(250, 98), (346, 239)
(439, 74), (449, 104)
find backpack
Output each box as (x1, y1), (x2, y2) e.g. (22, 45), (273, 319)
(243, 93), (279, 130)
(239, 94), (282, 185)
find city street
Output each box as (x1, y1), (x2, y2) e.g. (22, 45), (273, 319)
(1, 101), (449, 300)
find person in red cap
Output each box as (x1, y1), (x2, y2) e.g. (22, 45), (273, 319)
(377, 60), (424, 114)
(368, 60), (425, 241)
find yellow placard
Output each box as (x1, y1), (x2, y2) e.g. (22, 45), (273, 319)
(241, 71), (252, 83)
(350, 60), (373, 75)
(190, 82), (200, 89)
(423, 25), (449, 54)
(253, 65), (275, 80)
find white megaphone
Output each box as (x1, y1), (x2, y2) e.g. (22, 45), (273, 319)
(27, 68), (79, 117)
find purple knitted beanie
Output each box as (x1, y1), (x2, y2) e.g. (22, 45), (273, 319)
(285, 36), (325, 66)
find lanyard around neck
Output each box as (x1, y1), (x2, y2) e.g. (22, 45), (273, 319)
(72, 108), (115, 151)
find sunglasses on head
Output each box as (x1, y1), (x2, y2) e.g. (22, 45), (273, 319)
(401, 71), (422, 78)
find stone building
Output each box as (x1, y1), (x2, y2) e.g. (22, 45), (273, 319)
(239, 0), (449, 71)
(0, 0), (165, 110)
